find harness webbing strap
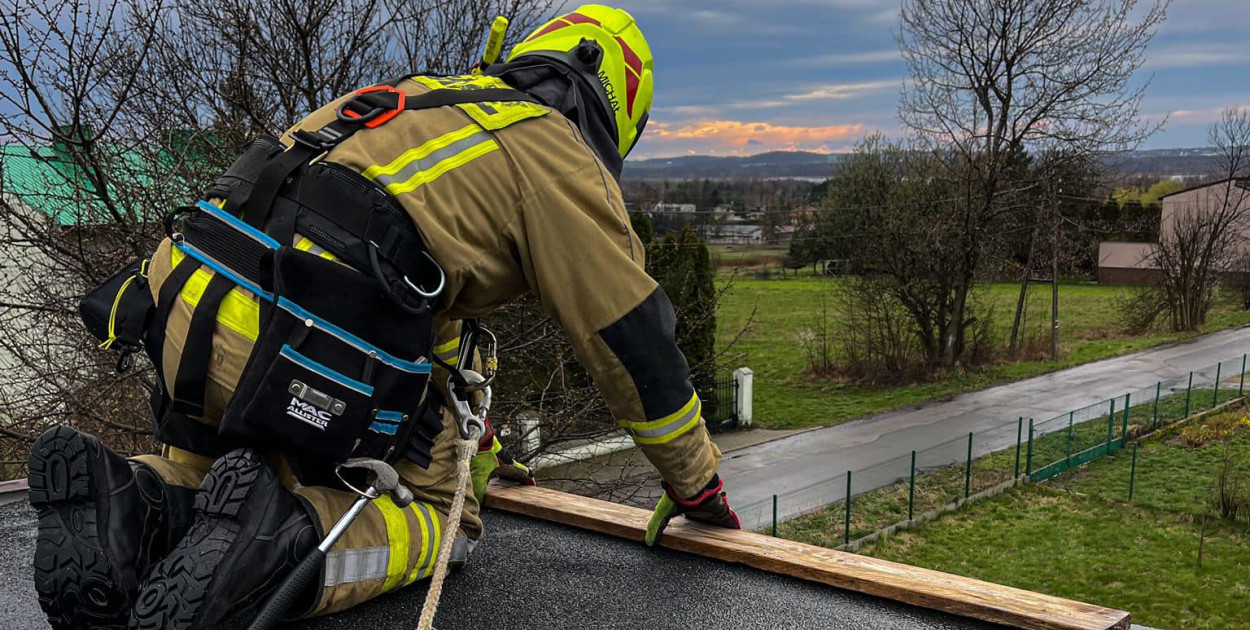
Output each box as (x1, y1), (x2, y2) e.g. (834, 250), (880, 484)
(171, 273), (236, 416)
(148, 257), (202, 376)
(235, 87), (539, 262)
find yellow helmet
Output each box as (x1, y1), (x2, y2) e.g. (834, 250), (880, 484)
(507, 5), (653, 158)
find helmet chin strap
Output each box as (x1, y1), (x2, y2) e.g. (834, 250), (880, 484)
(486, 58), (624, 182)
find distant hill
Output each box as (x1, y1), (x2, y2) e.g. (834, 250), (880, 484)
(623, 151), (842, 180)
(623, 148), (1225, 181)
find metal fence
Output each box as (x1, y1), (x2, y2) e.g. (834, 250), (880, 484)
(705, 373), (740, 431)
(736, 353), (1250, 545)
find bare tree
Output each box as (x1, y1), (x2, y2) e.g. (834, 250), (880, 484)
(898, 0), (1169, 366)
(1151, 106), (1250, 331)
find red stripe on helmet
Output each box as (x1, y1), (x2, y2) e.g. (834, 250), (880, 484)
(615, 36), (643, 75)
(526, 19), (570, 42)
(624, 68), (640, 118)
(563, 12), (602, 26)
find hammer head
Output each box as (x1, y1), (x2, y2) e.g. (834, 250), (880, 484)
(337, 458), (415, 507)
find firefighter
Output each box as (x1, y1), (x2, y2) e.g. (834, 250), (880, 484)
(28, 6), (740, 629)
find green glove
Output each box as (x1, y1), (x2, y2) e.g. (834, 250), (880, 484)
(645, 474), (741, 546)
(645, 493), (679, 546)
(469, 428), (534, 505)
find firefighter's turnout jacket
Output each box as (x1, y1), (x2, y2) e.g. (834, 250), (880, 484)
(134, 74), (721, 616)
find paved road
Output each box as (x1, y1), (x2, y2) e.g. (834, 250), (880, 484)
(722, 326), (1250, 528)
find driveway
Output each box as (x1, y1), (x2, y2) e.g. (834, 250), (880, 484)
(722, 326), (1250, 527)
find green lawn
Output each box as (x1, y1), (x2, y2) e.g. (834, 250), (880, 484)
(716, 279), (1250, 430)
(853, 414), (1250, 630)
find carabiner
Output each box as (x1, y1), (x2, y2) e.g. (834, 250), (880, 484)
(449, 369), (491, 440)
(403, 252), (446, 299)
(460, 324), (498, 392)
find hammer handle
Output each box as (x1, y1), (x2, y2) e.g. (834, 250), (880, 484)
(247, 493), (373, 630)
(247, 547), (326, 630)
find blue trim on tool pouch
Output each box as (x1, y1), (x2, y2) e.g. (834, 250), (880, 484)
(280, 345), (374, 396)
(375, 410), (406, 422)
(369, 421), (399, 435)
(195, 200), (282, 250)
(276, 297), (432, 375)
(174, 241), (273, 301)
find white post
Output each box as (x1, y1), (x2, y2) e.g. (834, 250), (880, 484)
(517, 412), (542, 455)
(733, 367), (754, 427)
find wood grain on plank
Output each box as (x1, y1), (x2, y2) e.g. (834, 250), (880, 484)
(488, 484), (1130, 630)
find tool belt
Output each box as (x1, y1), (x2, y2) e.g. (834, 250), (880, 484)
(79, 82), (540, 484)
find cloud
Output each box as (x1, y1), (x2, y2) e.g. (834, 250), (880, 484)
(717, 80), (899, 110)
(794, 49), (900, 67)
(1146, 43), (1249, 69)
(1162, 105), (1250, 127)
(634, 119), (867, 157)
(785, 80), (898, 101)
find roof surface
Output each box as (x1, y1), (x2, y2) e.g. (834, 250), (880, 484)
(0, 501), (1003, 630)
(0, 145), (93, 225)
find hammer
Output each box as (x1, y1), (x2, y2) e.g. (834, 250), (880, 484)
(247, 458), (414, 630)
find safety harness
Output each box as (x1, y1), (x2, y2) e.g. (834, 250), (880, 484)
(82, 81), (539, 485)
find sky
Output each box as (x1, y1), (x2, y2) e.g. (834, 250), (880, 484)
(608, 0), (1250, 159)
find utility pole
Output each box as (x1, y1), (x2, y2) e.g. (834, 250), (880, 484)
(1008, 209), (1041, 359)
(1051, 186), (1061, 362)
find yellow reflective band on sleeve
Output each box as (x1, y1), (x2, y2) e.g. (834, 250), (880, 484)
(404, 502), (441, 585)
(169, 246), (260, 341)
(361, 124), (499, 197)
(433, 337), (461, 366)
(619, 393), (702, 445)
(377, 496), (411, 594)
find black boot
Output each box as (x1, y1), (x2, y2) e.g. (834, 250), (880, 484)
(129, 448), (319, 630)
(28, 426), (196, 630)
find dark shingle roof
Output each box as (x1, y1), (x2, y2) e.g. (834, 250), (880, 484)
(0, 501), (1001, 630)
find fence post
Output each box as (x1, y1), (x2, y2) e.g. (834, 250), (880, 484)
(1152, 381), (1161, 431)
(1212, 362), (1222, 409)
(1026, 419), (1035, 476)
(1066, 411), (1074, 468)
(733, 367), (754, 427)
(1121, 393), (1130, 448)
(1014, 417), (1023, 479)
(1184, 371), (1193, 417)
(964, 432), (973, 500)
(844, 472), (852, 546)
(771, 494), (778, 537)
(908, 451), (917, 522)
(1240, 354), (1247, 398)
(1128, 443), (1139, 502)
(1106, 398), (1116, 453)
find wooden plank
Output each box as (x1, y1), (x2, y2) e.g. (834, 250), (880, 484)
(488, 484), (1131, 630)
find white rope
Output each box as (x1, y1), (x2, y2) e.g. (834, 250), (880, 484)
(416, 427), (480, 630)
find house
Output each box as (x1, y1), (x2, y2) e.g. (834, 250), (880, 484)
(704, 223), (763, 244)
(651, 202), (696, 214)
(1097, 177), (1250, 285)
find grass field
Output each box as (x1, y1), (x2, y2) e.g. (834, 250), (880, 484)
(708, 244), (791, 270)
(715, 278), (1250, 430)
(853, 412), (1250, 630)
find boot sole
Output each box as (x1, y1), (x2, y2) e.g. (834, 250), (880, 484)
(28, 426), (130, 630)
(128, 450), (262, 630)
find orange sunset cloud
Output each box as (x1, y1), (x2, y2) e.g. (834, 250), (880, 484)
(636, 119), (867, 157)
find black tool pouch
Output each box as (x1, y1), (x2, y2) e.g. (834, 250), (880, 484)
(219, 246), (436, 464)
(79, 258), (153, 370)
